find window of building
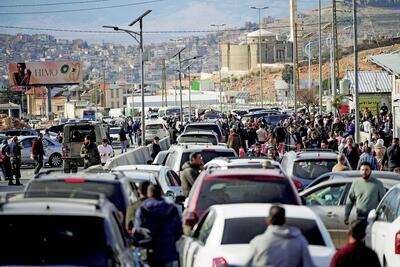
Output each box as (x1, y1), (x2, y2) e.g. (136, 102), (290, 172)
(111, 102), (114, 108)
(57, 106), (64, 111)
(111, 89), (114, 98)
(116, 89), (120, 98)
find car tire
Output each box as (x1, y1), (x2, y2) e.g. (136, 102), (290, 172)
(49, 153), (63, 168)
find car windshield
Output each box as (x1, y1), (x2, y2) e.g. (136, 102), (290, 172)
(109, 128), (120, 134)
(197, 177), (298, 210)
(178, 135), (218, 145)
(0, 215), (110, 266)
(293, 159), (337, 180)
(221, 217), (325, 246)
(185, 125), (221, 136)
(26, 180), (127, 213)
(67, 125), (96, 142)
(180, 150), (236, 170)
(146, 124), (163, 130)
(166, 108), (180, 116)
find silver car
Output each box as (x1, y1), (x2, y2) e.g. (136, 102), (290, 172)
(12, 136), (63, 168)
(300, 177), (400, 248)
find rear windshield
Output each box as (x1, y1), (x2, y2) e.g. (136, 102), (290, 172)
(0, 215), (110, 266)
(185, 125), (222, 136)
(26, 180), (127, 213)
(67, 125), (96, 142)
(178, 135), (218, 145)
(109, 128), (120, 134)
(180, 150), (236, 170)
(197, 177), (298, 210)
(293, 159), (337, 180)
(221, 217), (325, 246)
(146, 124), (164, 130)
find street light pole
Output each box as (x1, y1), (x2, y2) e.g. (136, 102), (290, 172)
(353, 0), (360, 143)
(251, 6), (268, 108)
(210, 23), (226, 113)
(103, 10), (151, 145)
(318, 0), (323, 115)
(172, 48), (186, 123)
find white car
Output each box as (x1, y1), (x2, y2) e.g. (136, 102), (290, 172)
(204, 157), (282, 171)
(10, 136), (63, 168)
(145, 120), (169, 144)
(112, 165), (182, 197)
(177, 131), (220, 146)
(109, 127), (129, 147)
(366, 183), (400, 267)
(181, 203), (335, 267)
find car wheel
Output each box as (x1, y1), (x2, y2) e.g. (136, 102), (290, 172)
(49, 153), (62, 168)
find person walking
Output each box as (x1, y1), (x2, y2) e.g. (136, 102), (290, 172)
(119, 127), (128, 153)
(248, 142), (266, 157)
(356, 147), (379, 170)
(80, 135), (101, 169)
(342, 137), (359, 170)
(97, 138), (114, 166)
(8, 136), (22, 186)
(330, 220), (381, 267)
(134, 184), (183, 267)
(126, 181), (150, 231)
(150, 136), (161, 159)
(31, 133), (45, 175)
(181, 152), (203, 197)
(332, 154), (351, 172)
(284, 125), (302, 152)
(1, 140), (12, 182)
(245, 205), (316, 267)
(381, 137), (400, 171)
(227, 128), (242, 155)
(344, 161), (385, 224)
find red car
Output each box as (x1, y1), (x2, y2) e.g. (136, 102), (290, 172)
(182, 169), (302, 233)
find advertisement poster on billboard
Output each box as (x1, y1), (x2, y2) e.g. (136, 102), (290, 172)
(8, 61), (83, 87)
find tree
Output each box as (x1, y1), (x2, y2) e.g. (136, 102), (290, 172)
(281, 64), (293, 84)
(297, 87), (319, 113)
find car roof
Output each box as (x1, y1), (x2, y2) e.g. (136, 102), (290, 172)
(169, 144), (234, 151)
(146, 120), (165, 125)
(112, 169), (157, 182)
(206, 157), (280, 167)
(287, 150), (338, 160)
(0, 196), (114, 216)
(206, 168), (285, 178)
(186, 122), (219, 126)
(113, 164), (166, 172)
(210, 203), (317, 220)
(180, 131), (217, 135)
(32, 173), (121, 182)
(324, 170), (400, 179)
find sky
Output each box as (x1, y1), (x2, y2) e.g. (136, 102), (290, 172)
(0, 0), (332, 44)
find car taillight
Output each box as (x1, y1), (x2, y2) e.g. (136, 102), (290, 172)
(212, 257), (228, 267)
(183, 211), (198, 227)
(64, 178), (86, 183)
(395, 231), (400, 254)
(292, 178), (303, 190)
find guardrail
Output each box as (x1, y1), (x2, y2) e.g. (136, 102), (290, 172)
(102, 136), (170, 170)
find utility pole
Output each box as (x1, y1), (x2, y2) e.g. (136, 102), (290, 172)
(332, 0), (337, 102)
(293, 23), (298, 116)
(161, 59), (167, 107)
(250, 6), (268, 108)
(318, 0), (323, 115)
(210, 23), (226, 113)
(172, 47), (185, 123)
(353, 0), (360, 143)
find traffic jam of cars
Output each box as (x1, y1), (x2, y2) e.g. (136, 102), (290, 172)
(1, 107), (400, 267)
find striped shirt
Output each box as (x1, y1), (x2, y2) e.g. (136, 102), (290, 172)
(357, 154), (379, 170)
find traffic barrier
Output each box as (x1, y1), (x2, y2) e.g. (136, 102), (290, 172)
(103, 136), (170, 170)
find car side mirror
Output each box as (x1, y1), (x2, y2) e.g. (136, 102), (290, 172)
(368, 209), (377, 222)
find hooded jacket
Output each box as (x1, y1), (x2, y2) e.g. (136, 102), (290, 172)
(181, 162), (201, 197)
(245, 225), (316, 267)
(134, 198), (183, 262)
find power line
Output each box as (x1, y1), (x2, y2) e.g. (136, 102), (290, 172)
(0, 0), (165, 15)
(0, 0), (117, 8)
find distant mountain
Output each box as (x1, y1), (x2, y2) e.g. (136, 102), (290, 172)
(346, 0), (400, 7)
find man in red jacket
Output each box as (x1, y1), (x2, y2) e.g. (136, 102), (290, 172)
(32, 133), (45, 175)
(330, 220), (381, 267)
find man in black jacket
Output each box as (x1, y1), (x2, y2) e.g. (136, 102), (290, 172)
(342, 137), (359, 170)
(181, 152), (203, 197)
(32, 133), (45, 175)
(285, 125), (302, 152)
(382, 138), (400, 171)
(150, 136), (161, 159)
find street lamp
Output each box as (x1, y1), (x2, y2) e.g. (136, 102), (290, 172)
(210, 23), (226, 113)
(172, 47), (186, 123)
(103, 10), (151, 145)
(181, 56), (202, 121)
(250, 6), (268, 108)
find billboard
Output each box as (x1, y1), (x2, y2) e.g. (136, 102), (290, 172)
(8, 61), (83, 86)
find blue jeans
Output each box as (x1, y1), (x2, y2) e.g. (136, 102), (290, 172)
(121, 140), (128, 153)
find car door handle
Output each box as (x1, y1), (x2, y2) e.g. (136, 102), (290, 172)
(327, 212), (337, 217)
